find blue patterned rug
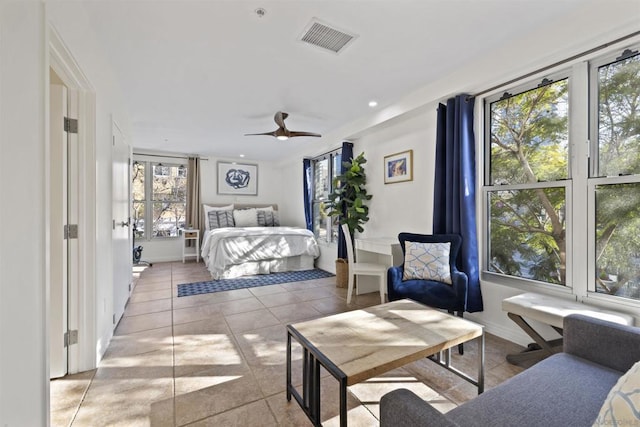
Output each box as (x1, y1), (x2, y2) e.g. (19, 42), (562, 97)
(177, 269), (335, 297)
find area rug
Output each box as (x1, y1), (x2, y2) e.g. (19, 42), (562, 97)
(177, 269), (335, 297)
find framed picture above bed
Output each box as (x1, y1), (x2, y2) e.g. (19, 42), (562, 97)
(217, 161), (258, 195)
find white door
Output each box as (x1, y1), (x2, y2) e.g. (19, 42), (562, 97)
(112, 123), (132, 326)
(49, 83), (68, 378)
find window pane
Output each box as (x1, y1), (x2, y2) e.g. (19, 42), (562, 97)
(314, 158), (330, 200)
(597, 52), (640, 176)
(132, 202), (145, 238)
(152, 164), (187, 202)
(490, 79), (569, 185)
(152, 202), (185, 237)
(488, 188), (566, 284)
(313, 202), (328, 241)
(132, 162), (145, 202)
(332, 153), (342, 180)
(595, 183), (640, 300)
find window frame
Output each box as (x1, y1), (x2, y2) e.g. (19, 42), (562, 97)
(481, 41), (640, 307)
(586, 46), (640, 305)
(132, 158), (188, 240)
(311, 148), (342, 244)
(482, 71), (573, 290)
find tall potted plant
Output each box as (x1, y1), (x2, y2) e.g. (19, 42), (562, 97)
(326, 152), (372, 287)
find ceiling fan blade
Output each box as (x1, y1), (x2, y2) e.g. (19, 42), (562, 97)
(288, 131), (322, 138)
(274, 111), (289, 129)
(244, 131), (278, 137)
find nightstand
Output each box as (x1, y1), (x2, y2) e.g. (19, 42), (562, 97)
(182, 229), (200, 263)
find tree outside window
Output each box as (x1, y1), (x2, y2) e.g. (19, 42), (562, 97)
(593, 50), (640, 299)
(484, 45), (640, 302)
(486, 78), (569, 285)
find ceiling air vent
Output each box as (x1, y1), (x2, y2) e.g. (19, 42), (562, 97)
(299, 19), (357, 54)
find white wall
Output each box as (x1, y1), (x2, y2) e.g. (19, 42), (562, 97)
(279, 1), (640, 345)
(46, 3), (133, 362)
(0, 3), (48, 425)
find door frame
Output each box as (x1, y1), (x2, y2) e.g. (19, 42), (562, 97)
(47, 24), (97, 373)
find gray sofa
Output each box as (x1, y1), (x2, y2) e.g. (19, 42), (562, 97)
(380, 314), (640, 427)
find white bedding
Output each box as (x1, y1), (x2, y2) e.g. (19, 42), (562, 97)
(201, 226), (320, 279)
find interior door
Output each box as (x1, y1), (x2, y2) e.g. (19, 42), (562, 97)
(112, 123), (132, 327)
(49, 82), (68, 378)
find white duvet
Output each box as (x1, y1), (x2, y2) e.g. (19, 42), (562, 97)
(201, 226), (320, 279)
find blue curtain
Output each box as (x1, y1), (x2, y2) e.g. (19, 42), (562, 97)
(337, 141), (354, 259)
(434, 95), (483, 312)
(303, 158), (313, 231)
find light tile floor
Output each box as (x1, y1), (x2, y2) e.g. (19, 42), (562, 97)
(51, 261), (527, 426)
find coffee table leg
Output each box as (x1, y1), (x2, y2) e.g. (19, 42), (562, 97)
(478, 333), (485, 394)
(286, 332), (292, 401)
(310, 356), (321, 423)
(340, 377), (347, 427)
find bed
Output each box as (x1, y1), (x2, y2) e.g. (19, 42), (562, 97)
(200, 203), (320, 279)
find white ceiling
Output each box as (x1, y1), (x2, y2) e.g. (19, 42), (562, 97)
(76, 0), (589, 161)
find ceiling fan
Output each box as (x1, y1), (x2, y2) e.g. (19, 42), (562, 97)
(245, 111), (321, 140)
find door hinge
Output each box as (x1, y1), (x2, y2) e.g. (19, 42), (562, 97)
(113, 314), (116, 325)
(64, 330), (78, 347)
(64, 117), (78, 134)
(64, 224), (78, 239)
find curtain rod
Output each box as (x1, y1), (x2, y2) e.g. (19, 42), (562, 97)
(132, 152), (209, 161)
(470, 30), (640, 100)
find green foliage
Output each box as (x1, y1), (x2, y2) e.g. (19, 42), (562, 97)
(325, 152), (372, 236)
(489, 52), (640, 298)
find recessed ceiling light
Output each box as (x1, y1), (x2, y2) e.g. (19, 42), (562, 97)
(239, 154), (245, 158)
(368, 101), (378, 107)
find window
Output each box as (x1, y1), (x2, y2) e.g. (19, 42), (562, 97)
(590, 48), (640, 300)
(311, 149), (341, 243)
(132, 160), (188, 239)
(485, 77), (569, 285)
(484, 43), (640, 302)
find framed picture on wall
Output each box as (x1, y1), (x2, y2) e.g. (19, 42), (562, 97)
(384, 149), (413, 184)
(217, 161), (258, 195)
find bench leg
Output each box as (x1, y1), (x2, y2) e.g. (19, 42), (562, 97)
(506, 312), (563, 365)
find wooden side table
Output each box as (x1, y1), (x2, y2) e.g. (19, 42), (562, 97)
(182, 229), (200, 263)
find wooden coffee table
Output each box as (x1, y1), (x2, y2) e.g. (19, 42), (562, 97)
(286, 299), (484, 426)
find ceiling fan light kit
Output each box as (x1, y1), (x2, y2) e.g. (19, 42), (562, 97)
(245, 111), (321, 140)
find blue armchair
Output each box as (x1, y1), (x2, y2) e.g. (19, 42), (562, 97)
(387, 232), (468, 318)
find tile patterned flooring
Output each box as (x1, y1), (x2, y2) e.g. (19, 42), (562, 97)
(51, 261), (527, 426)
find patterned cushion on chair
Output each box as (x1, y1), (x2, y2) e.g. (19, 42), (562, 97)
(402, 241), (452, 284)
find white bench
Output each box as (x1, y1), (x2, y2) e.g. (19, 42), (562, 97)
(502, 292), (634, 364)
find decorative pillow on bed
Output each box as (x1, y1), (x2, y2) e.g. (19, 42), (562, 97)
(592, 360), (640, 426)
(257, 210), (280, 227)
(233, 208), (259, 227)
(402, 241), (452, 284)
(203, 204), (234, 230)
(208, 210), (235, 229)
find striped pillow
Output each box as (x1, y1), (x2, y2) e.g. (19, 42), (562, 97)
(207, 210), (235, 229)
(257, 210), (280, 227)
